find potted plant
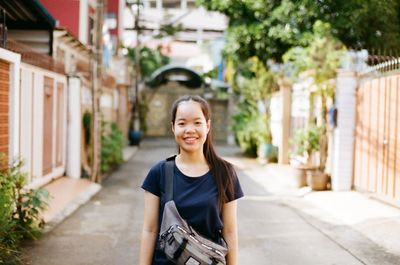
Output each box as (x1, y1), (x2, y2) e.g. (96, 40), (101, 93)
(257, 119), (278, 164)
(290, 125), (321, 188)
(128, 111), (142, 146)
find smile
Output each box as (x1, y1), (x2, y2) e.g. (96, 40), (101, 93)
(183, 137), (198, 144)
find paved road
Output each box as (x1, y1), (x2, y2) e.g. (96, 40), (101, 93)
(22, 138), (399, 265)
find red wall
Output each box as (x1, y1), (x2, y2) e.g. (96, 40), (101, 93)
(107, 0), (119, 37)
(40, 0), (80, 38)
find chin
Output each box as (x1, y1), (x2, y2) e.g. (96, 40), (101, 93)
(180, 144), (202, 153)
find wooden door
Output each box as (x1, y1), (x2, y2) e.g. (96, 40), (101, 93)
(0, 59), (9, 166)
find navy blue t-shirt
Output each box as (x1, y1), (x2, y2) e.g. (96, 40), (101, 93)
(141, 159), (244, 265)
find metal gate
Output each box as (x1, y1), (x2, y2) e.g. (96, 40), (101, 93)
(354, 66), (400, 205)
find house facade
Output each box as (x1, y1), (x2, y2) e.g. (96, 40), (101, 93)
(0, 0), (131, 187)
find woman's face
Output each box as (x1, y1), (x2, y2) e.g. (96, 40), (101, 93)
(172, 100), (210, 154)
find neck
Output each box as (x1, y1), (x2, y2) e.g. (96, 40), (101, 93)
(177, 149), (206, 164)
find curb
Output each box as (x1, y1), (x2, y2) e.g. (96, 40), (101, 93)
(42, 146), (138, 233)
(43, 183), (102, 233)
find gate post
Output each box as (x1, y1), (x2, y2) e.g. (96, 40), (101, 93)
(332, 69), (357, 190)
(66, 76), (81, 178)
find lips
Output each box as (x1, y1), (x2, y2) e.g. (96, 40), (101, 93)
(183, 136), (197, 144)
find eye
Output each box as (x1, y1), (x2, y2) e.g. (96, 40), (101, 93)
(195, 121), (202, 125)
(177, 122), (185, 126)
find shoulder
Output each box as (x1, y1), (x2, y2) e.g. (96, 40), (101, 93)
(148, 159), (167, 174)
(141, 159), (168, 197)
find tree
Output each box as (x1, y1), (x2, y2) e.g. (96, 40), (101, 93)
(126, 46), (169, 80)
(283, 21), (346, 172)
(231, 57), (278, 156)
(197, 0), (400, 63)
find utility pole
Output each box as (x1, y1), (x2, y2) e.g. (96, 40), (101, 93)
(132, 0), (141, 132)
(91, 0), (104, 182)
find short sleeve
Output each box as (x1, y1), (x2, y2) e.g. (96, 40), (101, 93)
(141, 161), (163, 197)
(229, 171), (244, 202)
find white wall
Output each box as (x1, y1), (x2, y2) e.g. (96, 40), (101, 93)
(332, 70), (357, 191)
(20, 63), (67, 189)
(0, 48), (21, 162)
(66, 76), (82, 178)
(79, 0), (89, 44)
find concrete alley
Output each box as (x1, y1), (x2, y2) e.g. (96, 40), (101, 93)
(22, 138), (400, 265)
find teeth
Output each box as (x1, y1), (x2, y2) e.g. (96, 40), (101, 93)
(184, 137), (196, 142)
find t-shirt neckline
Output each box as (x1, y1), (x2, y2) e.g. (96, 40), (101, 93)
(174, 164), (210, 179)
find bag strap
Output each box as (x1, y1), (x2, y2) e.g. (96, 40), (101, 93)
(165, 156), (176, 202)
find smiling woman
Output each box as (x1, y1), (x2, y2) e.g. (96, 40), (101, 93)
(139, 95), (244, 265)
(172, 99), (210, 157)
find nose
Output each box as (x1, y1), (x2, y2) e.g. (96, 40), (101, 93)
(184, 124), (196, 133)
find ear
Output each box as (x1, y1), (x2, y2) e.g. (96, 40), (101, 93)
(207, 119), (211, 134)
(171, 122), (175, 133)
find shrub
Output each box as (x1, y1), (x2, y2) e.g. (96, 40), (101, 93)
(291, 126), (321, 164)
(231, 101), (267, 157)
(101, 123), (126, 173)
(0, 157), (49, 264)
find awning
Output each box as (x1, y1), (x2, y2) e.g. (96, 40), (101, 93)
(0, 0), (56, 30)
(146, 64), (203, 89)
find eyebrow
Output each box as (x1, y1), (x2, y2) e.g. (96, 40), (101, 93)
(176, 117), (203, 121)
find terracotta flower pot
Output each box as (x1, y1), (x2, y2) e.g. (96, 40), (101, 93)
(292, 166), (308, 188)
(306, 169), (329, 191)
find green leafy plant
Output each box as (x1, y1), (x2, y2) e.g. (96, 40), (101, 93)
(198, 0), (400, 63)
(230, 57), (278, 157)
(82, 111), (92, 147)
(284, 21), (345, 171)
(231, 101), (267, 157)
(126, 46), (170, 80)
(155, 23), (184, 39)
(291, 126), (321, 165)
(138, 99), (149, 133)
(0, 156), (49, 264)
(101, 123), (126, 173)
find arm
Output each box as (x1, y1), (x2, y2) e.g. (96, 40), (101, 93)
(222, 200), (239, 265)
(139, 191), (160, 265)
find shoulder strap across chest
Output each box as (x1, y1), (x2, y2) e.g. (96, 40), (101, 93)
(165, 157), (175, 202)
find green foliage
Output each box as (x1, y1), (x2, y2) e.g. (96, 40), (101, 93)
(284, 21), (346, 84)
(230, 57), (277, 156)
(231, 101), (267, 157)
(233, 57), (277, 100)
(101, 123), (126, 173)
(284, 21), (345, 171)
(201, 67), (219, 80)
(138, 100), (149, 133)
(0, 156), (49, 264)
(197, 0), (400, 63)
(127, 46), (170, 79)
(155, 23), (184, 39)
(291, 126), (321, 162)
(82, 111), (92, 147)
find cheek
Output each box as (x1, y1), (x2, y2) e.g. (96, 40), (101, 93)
(172, 125), (182, 135)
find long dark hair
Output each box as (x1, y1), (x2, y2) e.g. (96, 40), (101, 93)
(171, 95), (235, 208)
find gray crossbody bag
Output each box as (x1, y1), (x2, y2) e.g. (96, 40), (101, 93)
(159, 158), (228, 265)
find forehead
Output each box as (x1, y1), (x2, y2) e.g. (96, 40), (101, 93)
(175, 100), (206, 119)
